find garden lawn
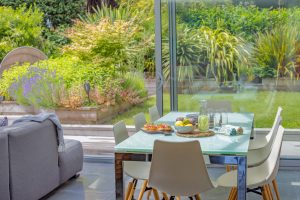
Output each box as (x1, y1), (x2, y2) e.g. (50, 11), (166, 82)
(110, 91), (300, 129)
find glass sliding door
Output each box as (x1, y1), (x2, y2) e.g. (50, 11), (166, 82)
(158, 0), (300, 129)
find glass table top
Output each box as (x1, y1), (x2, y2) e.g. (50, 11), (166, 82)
(115, 112), (254, 156)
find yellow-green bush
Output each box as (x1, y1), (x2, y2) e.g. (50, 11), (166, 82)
(0, 6), (46, 60)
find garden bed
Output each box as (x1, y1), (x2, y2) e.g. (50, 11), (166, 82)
(0, 101), (138, 124)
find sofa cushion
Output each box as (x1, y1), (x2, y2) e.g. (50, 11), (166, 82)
(59, 139), (83, 183)
(8, 120), (60, 200)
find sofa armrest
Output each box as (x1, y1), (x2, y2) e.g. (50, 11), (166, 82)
(0, 131), (10, 200)
(59, 139), (83, 183)
(8, 120), (60, 200)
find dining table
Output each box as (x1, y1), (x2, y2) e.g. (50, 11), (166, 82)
(114, 112), (254, 200)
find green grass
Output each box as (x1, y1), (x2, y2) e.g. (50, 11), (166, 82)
(109, 96), (157, 125)
(109, 91), (300, 128)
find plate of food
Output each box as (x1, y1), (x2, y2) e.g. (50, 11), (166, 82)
(141, 123), (173, 135)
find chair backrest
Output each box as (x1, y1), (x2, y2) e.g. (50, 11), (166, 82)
(133, 112), (147, 132)
(207, 100), (232, 113)
(260, 125), (284, 183)
(249, 115), (282, 164)
(266, 107), (282, 143)
(149, 106), (160, 123)
(113, 121), (129, 145)
(148, 140), (215, 196)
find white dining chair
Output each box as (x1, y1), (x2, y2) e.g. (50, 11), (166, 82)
(148, 140), (216, 199)
(113, 121), (156, 200)
(149, 105), (161, 123)
(133, 112), (147, 132)
(249, 107), (282, 150)
(227, 108), (282, 168)
(217, 125), (285, 200)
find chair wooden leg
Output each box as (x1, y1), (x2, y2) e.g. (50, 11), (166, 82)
(128, 179), (137, 200)
(152, 188), (160, 200)
(262, 185), (270, 200)
(162, 192), (169, 200)
(232, 188), (238, 200)
(267, 184), (274, 200)
(272, 179), (280, 200)
(228, 187), (237, 200)
(137, 180), (148, 200)
(226, 165), (231, 172)
(147, 189), (152, 200)
(125, 181), (134, 200)
(176, 196), (181, 200)
(195, 194), (201, 200)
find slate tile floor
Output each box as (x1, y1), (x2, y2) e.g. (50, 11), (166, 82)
(45, 161), (300, 200)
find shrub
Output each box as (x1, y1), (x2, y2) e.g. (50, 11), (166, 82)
(79, 3), (135, 24)
(0, 6), (47, 60)
(0, 56), (147, 108)
(8, 66), (60, 108)
(63, 18), (150, 72)
(253, 24), (299, 79)
(200, 26), (251, 83)
(79, 1), (155, 75)
(162, 25), (251, 84)
(0, 0), (85, 27)
(177, 4), (294, 41)
(162, 26), (204, 83)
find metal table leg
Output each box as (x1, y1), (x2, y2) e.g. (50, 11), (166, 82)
(237, 156), (247, 200)
(209, 155), (247, 200)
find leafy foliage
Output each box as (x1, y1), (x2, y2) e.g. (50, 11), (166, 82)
(177, 4), (297, 41)
(162, 26), (204, 83)
(79, 3), (136, 24)
(0, 55), (147, 108)
(8, 66), (60, 108)
(200, 27), (251, 83)
(253, 24), (299, 79)
(162, 26), (251, 84)
(0, 0), (85, 27)
(0, 6), (47, 60)
(79, 1), (156, 75)
(63, 18), (153, 73)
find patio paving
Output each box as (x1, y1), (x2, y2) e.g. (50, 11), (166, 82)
(44, 161), (300, 200)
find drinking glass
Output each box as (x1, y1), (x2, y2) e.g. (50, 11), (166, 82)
(222, 113), (228, 125)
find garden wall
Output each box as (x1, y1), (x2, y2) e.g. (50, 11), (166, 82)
(0, 101), (135, 124)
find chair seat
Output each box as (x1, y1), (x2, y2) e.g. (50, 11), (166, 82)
(217, 165), (269, 189)
(123, 161), (151, 180)
(248, 134), (268, 150)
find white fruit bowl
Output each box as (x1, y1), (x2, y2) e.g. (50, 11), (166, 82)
(174, 125), (194, 133)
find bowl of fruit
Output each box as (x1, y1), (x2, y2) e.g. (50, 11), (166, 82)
(174, 117), (195, 133)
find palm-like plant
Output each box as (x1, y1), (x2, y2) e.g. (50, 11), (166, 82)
(79, 4), (136, 24)
(253, 24), (299, 80)
(162, 27), (204, 83)
(199, 26), (251, 83)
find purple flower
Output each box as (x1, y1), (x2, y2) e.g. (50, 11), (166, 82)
(22, 74), (41, 97)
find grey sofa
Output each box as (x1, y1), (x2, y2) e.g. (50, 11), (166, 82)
(0, 120), (83, 200)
